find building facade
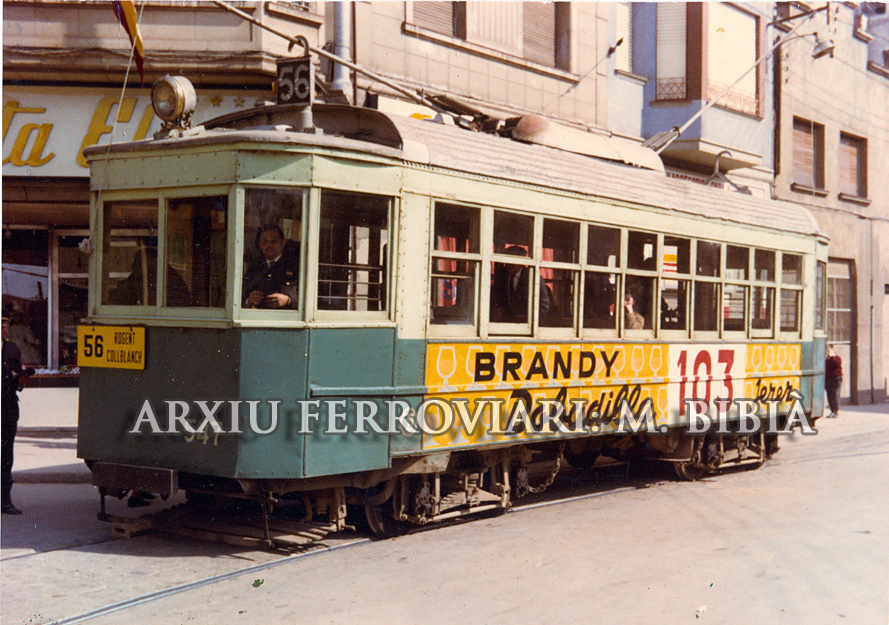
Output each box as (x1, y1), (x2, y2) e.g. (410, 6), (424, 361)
(771, 1), (888, 404)
(2, 1), (325, 374)
(3, 1), (886, 404)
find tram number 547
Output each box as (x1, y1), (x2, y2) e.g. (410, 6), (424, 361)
(675, 347), (738, 416)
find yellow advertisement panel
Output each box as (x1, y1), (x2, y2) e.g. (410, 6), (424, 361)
(423, 342), (801, 450)
(77, 325), (145, 370)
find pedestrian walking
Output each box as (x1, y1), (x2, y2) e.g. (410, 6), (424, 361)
(824, 345), (843, 419)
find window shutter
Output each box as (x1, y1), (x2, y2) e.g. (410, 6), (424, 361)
(466, 2), (523, 56)
(523, 2), (556, 67)
(413, 1), (454, 36)
(792, 118), (814, 187)
(839, 134), (864, 197)
(657, 3), (686, 99)
(614, 3), (633, 73)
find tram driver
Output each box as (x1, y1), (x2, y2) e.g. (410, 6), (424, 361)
(243, 225), (300, 309)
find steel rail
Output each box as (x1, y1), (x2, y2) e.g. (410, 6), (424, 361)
(49, 538), (370, 625)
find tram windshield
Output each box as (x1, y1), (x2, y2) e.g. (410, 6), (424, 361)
(243, 189), (304, 311)
(101, 196), (227, 308)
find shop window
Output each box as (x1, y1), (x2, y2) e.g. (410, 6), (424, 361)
(430, 204), (480, 326)
(317, 192), (390, 312)
(792, 117), (825, 191)
(243, 189), (303, 312)
(839, 132), (867, 199)
(101, 200), (159, 306)
(166, 196), (227, 308)
(57, 234), (90, 370)
(2, 229), (49, 367)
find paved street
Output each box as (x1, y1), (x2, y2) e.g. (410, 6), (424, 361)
(2, 404), (887, 625)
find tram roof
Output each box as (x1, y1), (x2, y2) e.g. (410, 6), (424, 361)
(87, 103), (821, 238)
(385, 114), (822, 238)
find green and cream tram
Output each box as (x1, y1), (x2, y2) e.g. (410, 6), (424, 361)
(78, 78), (828, 537)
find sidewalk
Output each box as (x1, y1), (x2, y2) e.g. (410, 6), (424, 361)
(12, 387), (89, 484)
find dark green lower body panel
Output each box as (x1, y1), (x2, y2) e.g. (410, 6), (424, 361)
(77, 326), (427, 482)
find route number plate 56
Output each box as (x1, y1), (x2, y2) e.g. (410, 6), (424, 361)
(77, 326), (145, 370)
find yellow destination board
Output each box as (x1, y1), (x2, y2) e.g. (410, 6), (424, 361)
(77, 325), (145, 370)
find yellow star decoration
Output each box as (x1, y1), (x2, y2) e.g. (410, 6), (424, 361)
(210, 95), (223, 107)
(234, 96), (246, 108)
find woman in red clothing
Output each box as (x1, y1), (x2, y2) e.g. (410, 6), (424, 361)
(825, 346), (843, 418)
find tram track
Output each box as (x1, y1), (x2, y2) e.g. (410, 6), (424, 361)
(41, 468), (644, 625)
(47, 539), (370, 625)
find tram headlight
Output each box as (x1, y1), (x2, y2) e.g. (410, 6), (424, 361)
(151, 76), (197, 124)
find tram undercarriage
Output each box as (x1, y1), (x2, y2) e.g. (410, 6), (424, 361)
(93, 426), (785, 543)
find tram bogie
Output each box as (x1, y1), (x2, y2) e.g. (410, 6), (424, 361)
(78, 78), (827, 539)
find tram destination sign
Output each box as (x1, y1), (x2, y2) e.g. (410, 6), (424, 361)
(77, 326), (145, 370)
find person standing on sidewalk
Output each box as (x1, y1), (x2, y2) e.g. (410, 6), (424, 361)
(3, 314), (32, 515)
(825, 345), (843, 419)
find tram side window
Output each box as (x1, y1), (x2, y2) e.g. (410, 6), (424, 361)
(166, 196), (227, 308)
(430, 204), (479, 325)
(490, 211), (535, 324)
(102, 200), (159, 306)
(661, 237), (690, 330)
(697, 241), (721, 277)
(625, 275), (654, 330)
(726, 245), (748, 280)
(627, 231), (657, 271)
(243, 189), (303, 311)
(780, 253), (803, 332)
(317, 191), (389, 312)
(584, 272), (618, 329)
(583, 225), (620, 330)
(723, 284), (747, 332)
(694, 282), (719, 332)
(540, 219), (579, 328)
(751, 286), (774, 331)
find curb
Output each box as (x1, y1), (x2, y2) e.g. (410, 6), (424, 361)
(17, 427), (78, 438)
(13, 471), (92, 485)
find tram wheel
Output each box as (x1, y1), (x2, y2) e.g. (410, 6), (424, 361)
(364, 501), (411, 539)
(673, 461), (709, 482)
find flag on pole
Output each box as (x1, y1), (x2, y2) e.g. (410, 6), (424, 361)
(112, 0), (144, 85)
